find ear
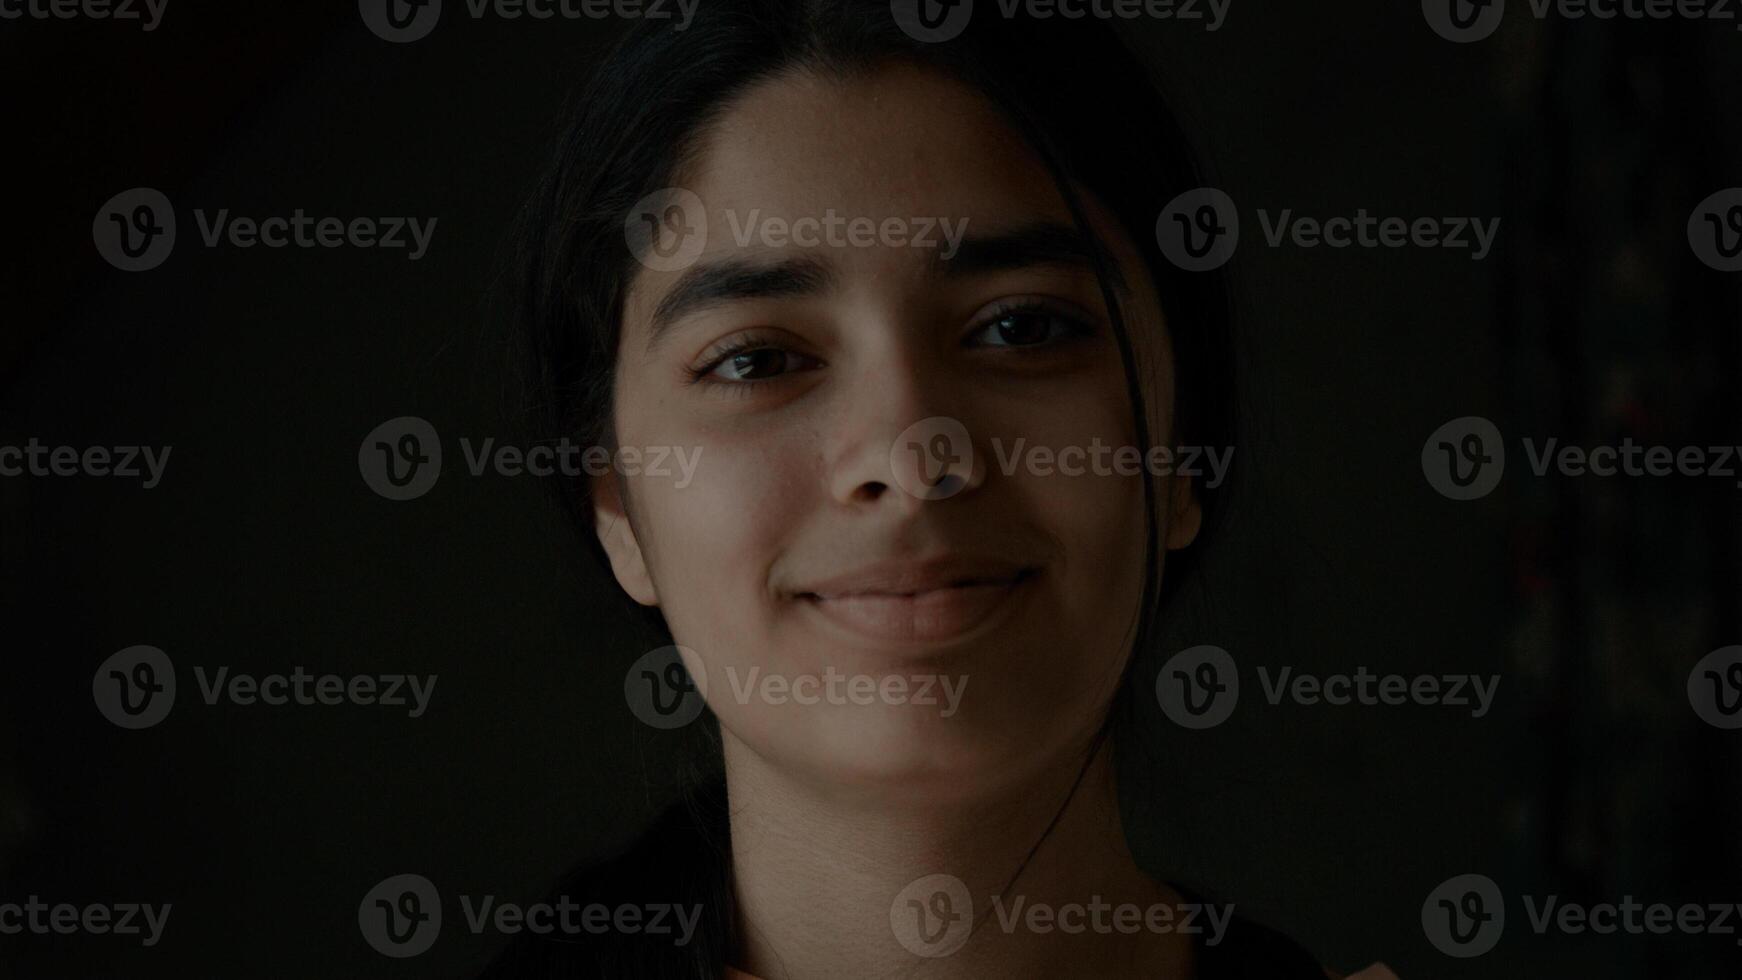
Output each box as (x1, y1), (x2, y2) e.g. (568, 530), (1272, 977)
(593, 475), (660, 606)
(1163, 471), (1203, 552)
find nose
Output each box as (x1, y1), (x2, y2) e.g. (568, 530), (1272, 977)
(824, 344), (986, 510)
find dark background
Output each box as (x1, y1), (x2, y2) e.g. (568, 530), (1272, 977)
(3, 1), (1739, 976)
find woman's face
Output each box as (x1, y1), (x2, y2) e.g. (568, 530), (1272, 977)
(598, 63), (1200, 798)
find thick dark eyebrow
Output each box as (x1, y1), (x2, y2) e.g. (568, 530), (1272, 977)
(643, 220), (1126, 353)
(938, 220), (1129, 296)
(648, 256), (833, 352)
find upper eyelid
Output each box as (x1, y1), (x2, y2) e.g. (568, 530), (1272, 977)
(688, 294), (1097, 359)
(968, 295), (1100, 329)
(690, 321), (808, 354)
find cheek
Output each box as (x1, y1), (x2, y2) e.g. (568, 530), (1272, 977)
(992, 383), (1148, 640)
(629, 420), (814, 646)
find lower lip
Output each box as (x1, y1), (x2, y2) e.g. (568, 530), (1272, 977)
(799, 571), (1034, 646)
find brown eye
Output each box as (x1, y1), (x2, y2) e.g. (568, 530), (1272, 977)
(969, 306), (1090, 349)
(710, 347), (809, 381)
(993, 311), (1052, 345)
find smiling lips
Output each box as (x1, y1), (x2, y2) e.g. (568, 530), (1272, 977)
(794, 557), (1037, 646)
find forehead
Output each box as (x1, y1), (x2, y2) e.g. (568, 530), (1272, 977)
(681, 62), (1070, 236)
(614, 60), (1167, 363)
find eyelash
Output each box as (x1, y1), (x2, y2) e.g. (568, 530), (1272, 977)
(684, 332), (803, 389)
(683, 301), (1096, 388)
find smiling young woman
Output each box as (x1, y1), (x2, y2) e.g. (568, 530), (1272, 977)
(484, 1), (1393, 977)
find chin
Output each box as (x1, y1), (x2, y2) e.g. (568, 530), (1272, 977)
(752, 703), (1078, 804)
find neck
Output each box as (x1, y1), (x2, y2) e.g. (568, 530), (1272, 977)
(723, 730), (1193, 979)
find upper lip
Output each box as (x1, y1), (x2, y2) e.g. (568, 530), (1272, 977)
(793, 555), (1035, 599)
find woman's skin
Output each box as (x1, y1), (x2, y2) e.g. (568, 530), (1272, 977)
(594, 63), (1204, 978)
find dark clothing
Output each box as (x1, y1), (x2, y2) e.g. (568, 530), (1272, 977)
(482, 786), (1326, 979)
